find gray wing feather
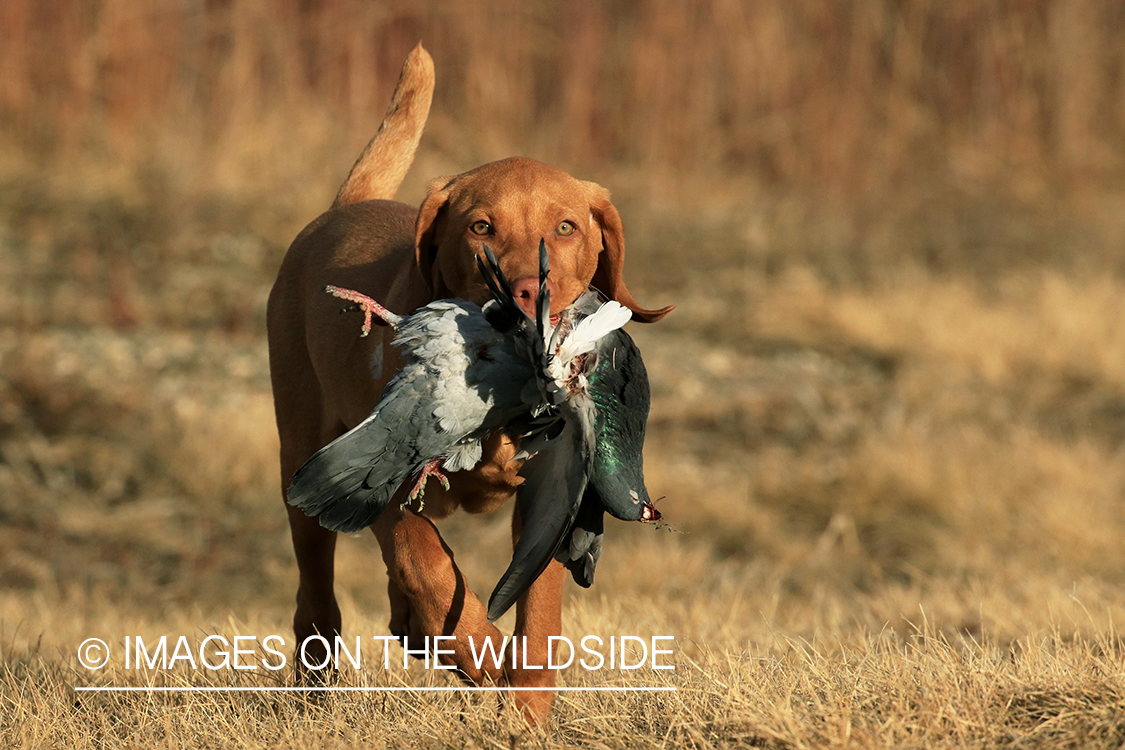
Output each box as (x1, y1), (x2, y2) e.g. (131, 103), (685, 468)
(287, 300), (534, 533)
(286, 371), (429, 532)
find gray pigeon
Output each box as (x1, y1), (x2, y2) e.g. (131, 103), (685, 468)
(289, 245), (542, 531)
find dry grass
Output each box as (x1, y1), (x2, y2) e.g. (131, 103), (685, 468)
(6, 0), (1125, 219)
(7, 216), (1125, 748)
(6, 605), (1125, 748)
(5, 1), (1125, 747)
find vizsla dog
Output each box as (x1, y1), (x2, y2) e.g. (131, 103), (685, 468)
(267, 44), (672, 723)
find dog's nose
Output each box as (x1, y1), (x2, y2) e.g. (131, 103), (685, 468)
(510, 275), (555, 318)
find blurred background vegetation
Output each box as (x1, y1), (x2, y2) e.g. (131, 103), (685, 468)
(3, 0), (1125, 662)
(4, 0), (1125, 330)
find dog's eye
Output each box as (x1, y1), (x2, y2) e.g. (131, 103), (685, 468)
(557, 221), (575, 236)
(469, 221), (492, 236)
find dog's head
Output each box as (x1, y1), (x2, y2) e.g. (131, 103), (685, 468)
(414, 157), (673, 322)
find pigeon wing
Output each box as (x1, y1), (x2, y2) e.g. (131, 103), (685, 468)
(486, 399), (595, 621)
(286, 369), (428, 532)
(288, 301), (506, 533)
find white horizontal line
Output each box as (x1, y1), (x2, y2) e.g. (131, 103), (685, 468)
(74, 686), (676, 693)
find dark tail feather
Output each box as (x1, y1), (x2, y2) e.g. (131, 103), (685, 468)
(487, 418), (589, 621)
(535, 238), (550, 347)
(477, 244), (523, 330)
(558, 487), (605, 588)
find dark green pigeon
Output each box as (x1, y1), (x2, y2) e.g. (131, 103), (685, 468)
(553, 326), (660, 589)
(486, 298), (661, 618)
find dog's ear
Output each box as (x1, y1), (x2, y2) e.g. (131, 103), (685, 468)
(584, 182), (674, 323)
(414, 175), (457, 297)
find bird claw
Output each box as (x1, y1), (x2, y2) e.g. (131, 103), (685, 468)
(325, 285), (396, 337)
(402, 460), (450, 512)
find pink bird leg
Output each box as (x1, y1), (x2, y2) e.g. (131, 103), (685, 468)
(404, 459), (451, 511)
(325, 285), (399, 337)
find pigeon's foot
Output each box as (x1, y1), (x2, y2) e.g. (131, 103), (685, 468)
(404, 459), (451, 511)
(325, 285), (399, 337)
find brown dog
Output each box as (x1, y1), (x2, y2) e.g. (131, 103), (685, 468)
(267, 44), (672, 722)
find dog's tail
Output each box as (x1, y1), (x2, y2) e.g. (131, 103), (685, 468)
(333, 43), (435, 208)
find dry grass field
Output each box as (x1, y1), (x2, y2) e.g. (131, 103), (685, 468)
(5, 1), (1125, 747)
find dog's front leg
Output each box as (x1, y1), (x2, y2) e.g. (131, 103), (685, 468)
(372, 505), (506, 685)
(286, 504), (343, 678)
(504, 510), (567, 724)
